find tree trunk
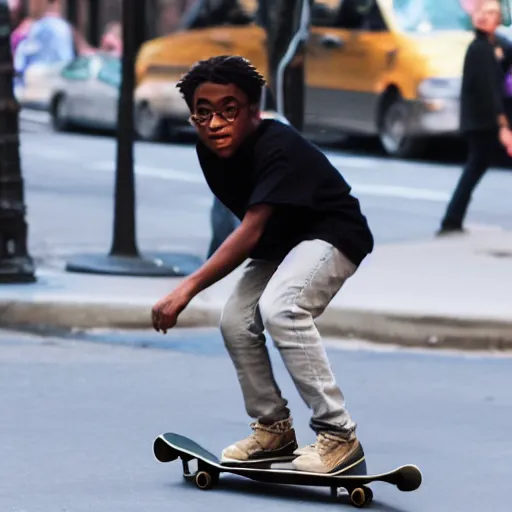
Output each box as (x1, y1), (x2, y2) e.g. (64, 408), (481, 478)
(0, 0), (35, 283)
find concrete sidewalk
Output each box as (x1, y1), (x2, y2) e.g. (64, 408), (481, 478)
(1, 226), (512, 351)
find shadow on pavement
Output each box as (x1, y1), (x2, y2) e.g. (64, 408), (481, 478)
(167, 474), (412, 512)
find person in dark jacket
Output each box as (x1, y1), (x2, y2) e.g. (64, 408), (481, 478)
(438, 0), (512, 235)
(207, 196), (240, 258)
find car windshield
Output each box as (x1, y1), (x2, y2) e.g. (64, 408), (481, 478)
(181, 0), (259, 30)
(393, 0), (473, 32)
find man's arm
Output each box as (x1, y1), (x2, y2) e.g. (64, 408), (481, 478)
(184, 203), (274, 296)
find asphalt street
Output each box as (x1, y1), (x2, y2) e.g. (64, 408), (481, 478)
(18, 124), (512, 263)
(1, 327), (511, 512)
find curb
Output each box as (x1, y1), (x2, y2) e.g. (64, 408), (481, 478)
(1, 299), (512, 351)
(19, 108), (50, 124)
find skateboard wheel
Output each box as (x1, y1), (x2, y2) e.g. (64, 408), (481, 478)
(362, 486), (373, 505)
(350, 487), (368, 508)
(195, 471), (214, 490)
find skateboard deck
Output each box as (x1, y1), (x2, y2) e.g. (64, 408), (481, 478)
(153, 432), (422, 508)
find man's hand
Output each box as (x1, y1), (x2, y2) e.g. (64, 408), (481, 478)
(152, 282), (194, 333)
(499, 126), (512, 154)
(151, 203), (273, 333)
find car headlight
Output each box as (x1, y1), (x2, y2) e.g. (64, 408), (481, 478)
(418, 78), (461, 99)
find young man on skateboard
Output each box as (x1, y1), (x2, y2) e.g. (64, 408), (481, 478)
(152, 56), (374, 474)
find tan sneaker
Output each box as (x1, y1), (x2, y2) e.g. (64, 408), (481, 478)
(292, 432), (364, 473)
(293, 443), (316, 456)
(221, 418), (298, 464)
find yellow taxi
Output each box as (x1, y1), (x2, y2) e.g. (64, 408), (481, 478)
(135, 0), (511, 158)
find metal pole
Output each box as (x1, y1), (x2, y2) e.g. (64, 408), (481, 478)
(87, 0), (100, 48)
(109, 0), (138, 257)
(275, 0), (311, 130)
(65, 0), (78, 26)
(263, 0), (312, 131)
(65, 0), (202, 276)
(0, 0), (36, 283)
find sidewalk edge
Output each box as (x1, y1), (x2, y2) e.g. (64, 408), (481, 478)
(1, 299), (511, 351)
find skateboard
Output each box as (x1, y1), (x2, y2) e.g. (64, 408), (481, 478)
(153, 432), (422, 508)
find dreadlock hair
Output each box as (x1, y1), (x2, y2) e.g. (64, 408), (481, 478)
(176, 55), (267, 110)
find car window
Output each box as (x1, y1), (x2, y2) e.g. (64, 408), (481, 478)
(393, 0), (472, 32)
(311, 0), (341, 27)
(182, 0), (258, 30)
(337, 0), (386, 30)
(312, 0), (385, 31)
(98, 58), (121, 88)
(61, 57), (91, 80)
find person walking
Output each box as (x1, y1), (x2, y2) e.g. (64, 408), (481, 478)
(438, 0), (512, 235)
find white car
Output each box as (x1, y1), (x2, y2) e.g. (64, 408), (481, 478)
(18, 61), (66, 110)
(133, 77), (191, 140)
(49, 53), (121, 132)
(48, 53), (194, 140)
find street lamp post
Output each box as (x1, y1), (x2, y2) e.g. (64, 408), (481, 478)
(0, 0), (35, 283)
(65, 0), (202, 277)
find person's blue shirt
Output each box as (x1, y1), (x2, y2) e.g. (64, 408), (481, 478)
(17, 15), (75, 71)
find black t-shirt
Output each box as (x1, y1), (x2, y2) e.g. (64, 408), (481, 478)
(460, 30), (512, 133)
(196, 119), (374, 266)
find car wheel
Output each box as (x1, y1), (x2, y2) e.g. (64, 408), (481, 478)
(52, 94), (71, 132)
(135, 102), (163, 141)
(379, 95), (426, 159)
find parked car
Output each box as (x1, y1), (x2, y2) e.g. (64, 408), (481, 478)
(49, 51), (286, 140)
(18, 62), (67, 110)
(133, 72), (191, 140)
(48, 52), (188, 138)
(49, 53), (121, 132)
(134, 0), (512, 158)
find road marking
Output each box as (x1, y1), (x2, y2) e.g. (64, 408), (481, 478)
(328, 155), (376, 169)
(23, 147), (77, 161)
(88, 161), (205, 184)
(351, 184), (450, 202)
(20, 148), (450, 202)
(88, 161), (449, 202)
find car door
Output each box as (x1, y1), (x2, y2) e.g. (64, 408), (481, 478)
(306, 0), (353, 130)
(94, 57), (121, 128)
(306, 0), (377, 132)
(59, 56), (94, 122)
(338, 0), (398, 133)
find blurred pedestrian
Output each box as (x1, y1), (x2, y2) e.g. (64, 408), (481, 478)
(438, 0), (512, 235)
(8, 0), (34, 97)
(8, 0), (34, 55)
(13, 0), (75, 85)
(207, 197), (240, 258)
(100, 21), (123, 57)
